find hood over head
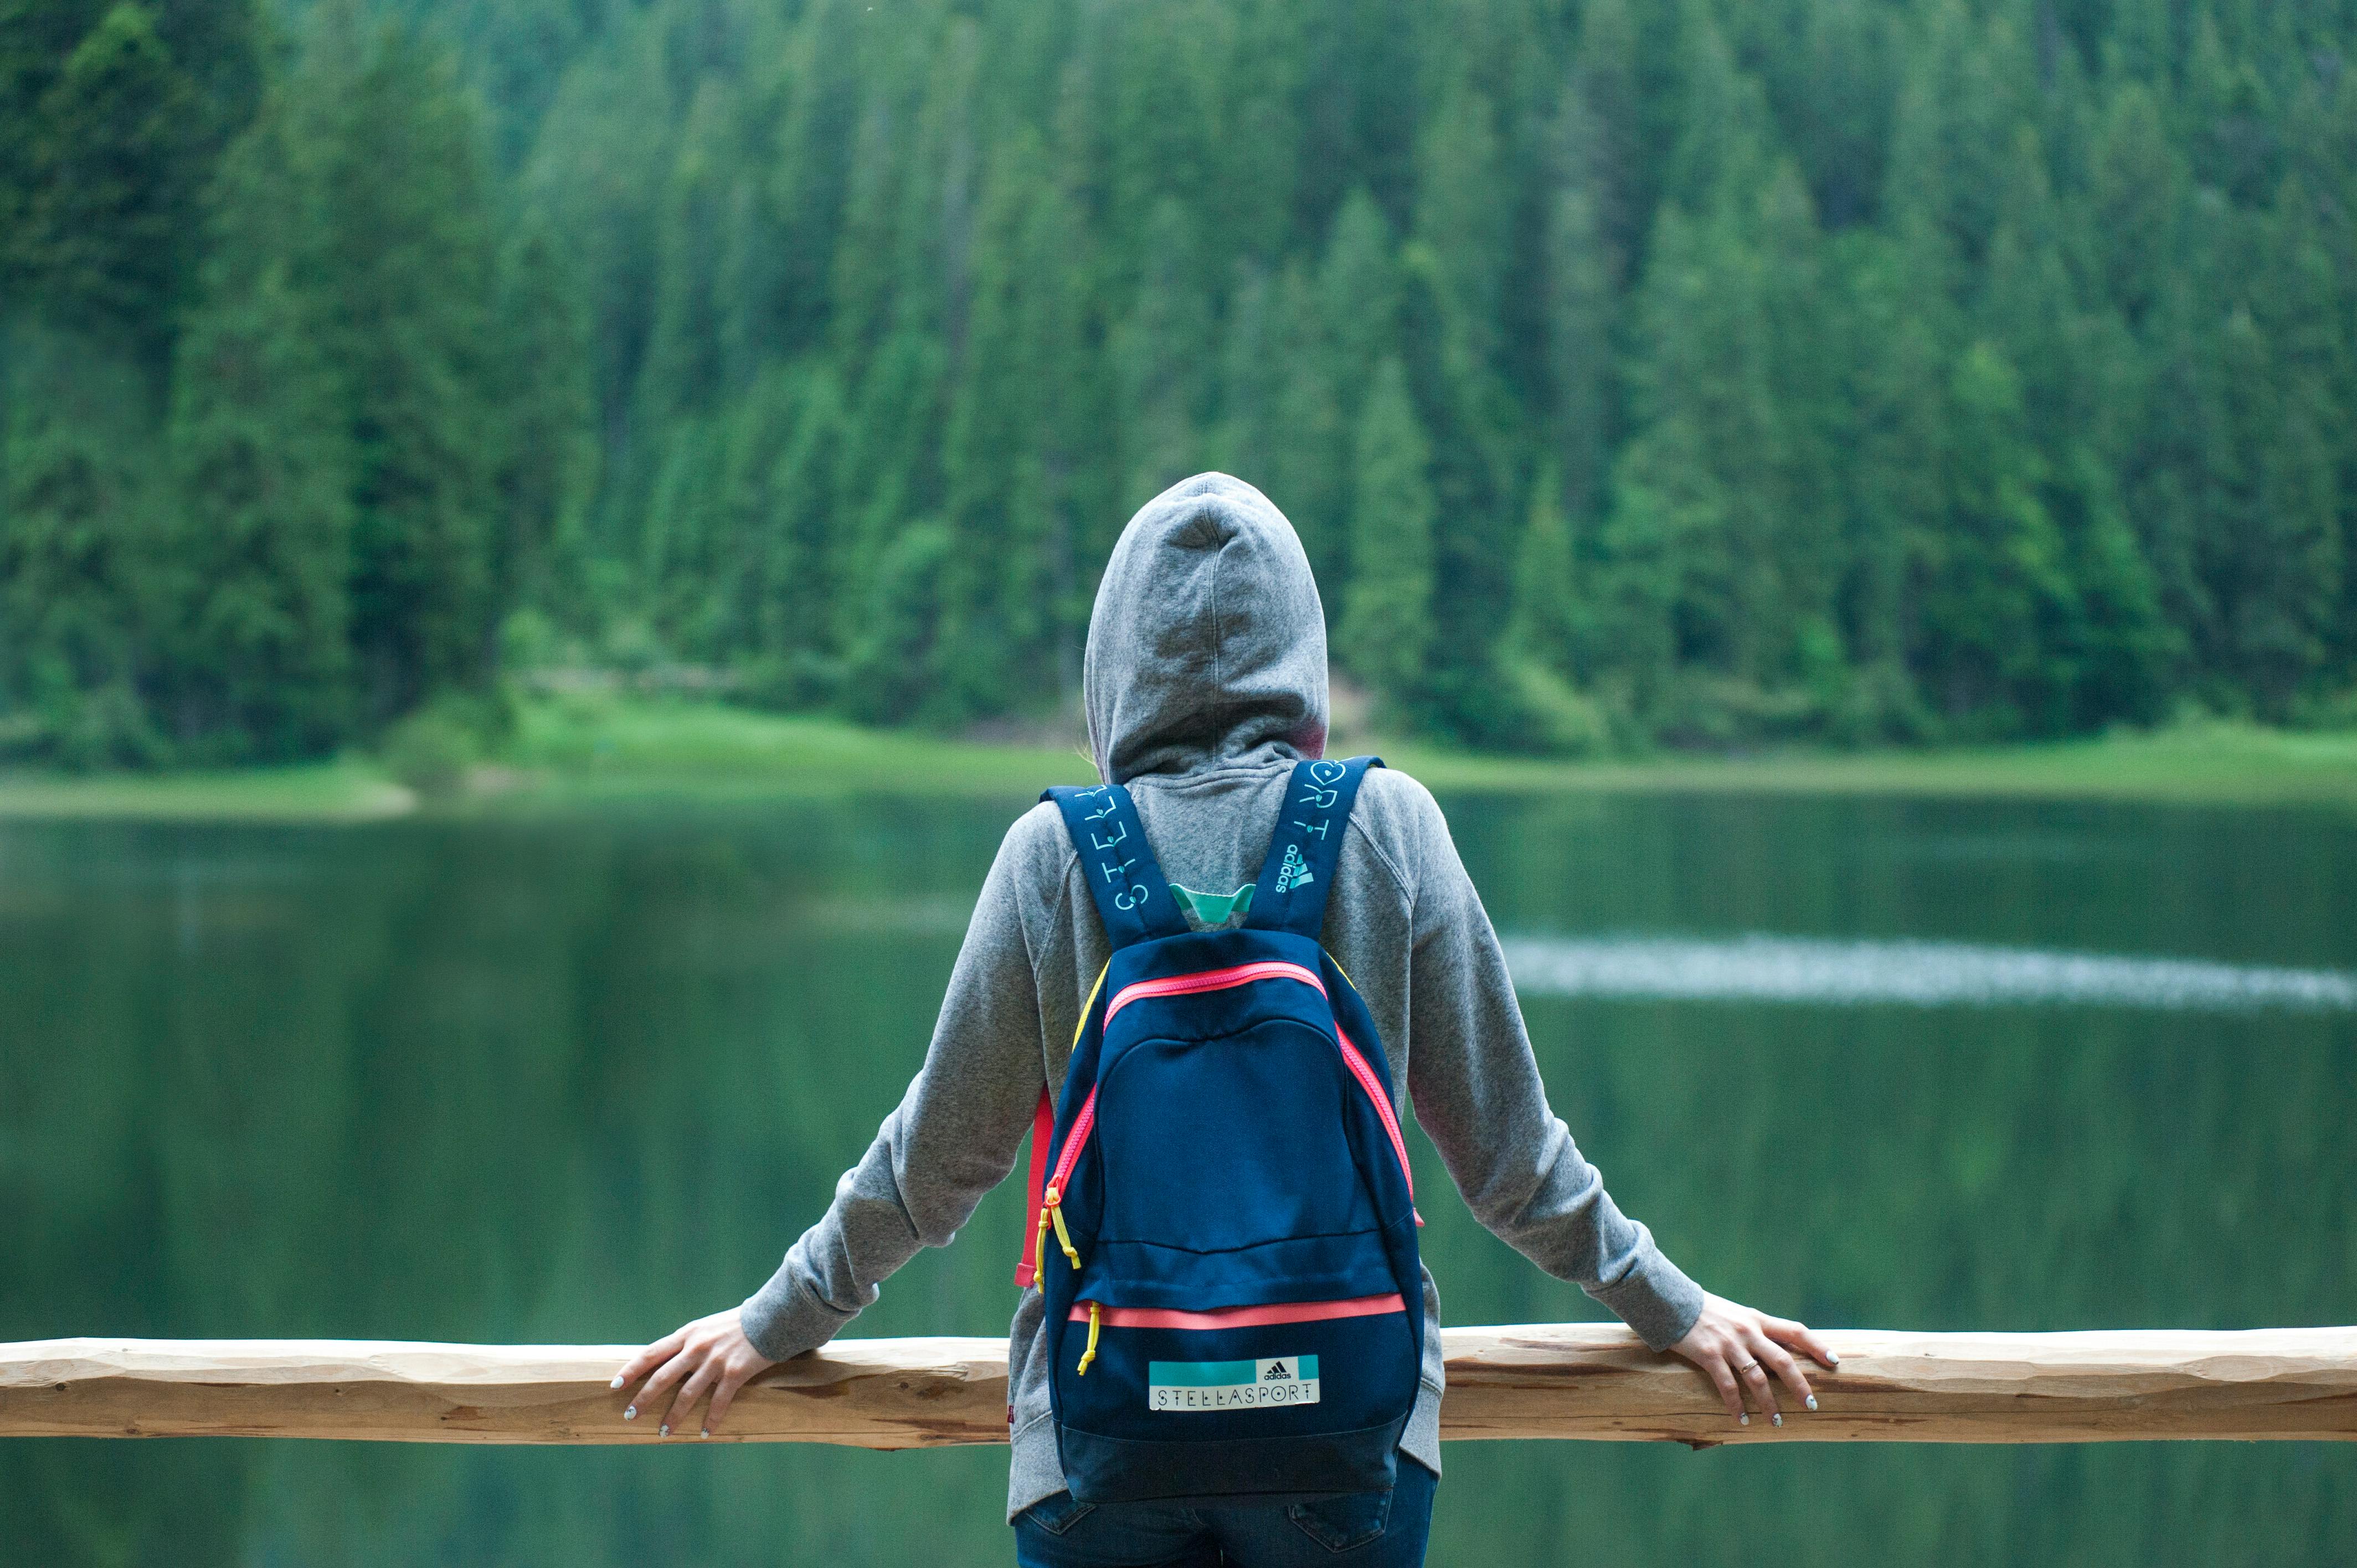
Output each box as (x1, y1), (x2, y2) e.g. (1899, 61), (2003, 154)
(1082, 473), (1329, 785)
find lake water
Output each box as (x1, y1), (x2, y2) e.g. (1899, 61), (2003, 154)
(3, 788), (2353, 1565)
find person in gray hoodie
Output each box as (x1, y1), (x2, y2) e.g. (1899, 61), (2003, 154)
(616, 473), (1835, 1563)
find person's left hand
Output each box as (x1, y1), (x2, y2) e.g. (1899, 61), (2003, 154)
(613, 1306), (778, 1438)
(1666, 1291), (1840, 1427)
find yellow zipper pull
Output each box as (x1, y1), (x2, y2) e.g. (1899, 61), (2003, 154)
(1045, 1185), (1080, 1269)
(1033, 1206), (1052, 1283)
(1077, 1301), (1101, 1375)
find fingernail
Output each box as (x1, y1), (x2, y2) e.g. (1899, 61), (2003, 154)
(1830, 1354), (1841, 1365)
(1806, 1395), (1818, 1411)
(1738, 1412), (1749, 1425)
(623, 1406), (636, 1420)
(658, 1423), (670, 1437)
(700, 1427), (711, 1439)
(610, 1375), (624, 1389)
(1772, 1412), (1783, 1427)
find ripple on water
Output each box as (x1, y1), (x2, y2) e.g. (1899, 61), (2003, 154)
(1499, 933), (2357, 1012)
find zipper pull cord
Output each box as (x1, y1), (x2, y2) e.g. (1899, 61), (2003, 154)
(1077, 1301), (1100, 1375)
(1045, 1187), (1081, 1269)
(1034, 1205), (1052, 1283)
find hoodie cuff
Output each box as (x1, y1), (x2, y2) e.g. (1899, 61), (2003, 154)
(1584, 1241), (1707, 1353)
(738, 1260), (857, 1364)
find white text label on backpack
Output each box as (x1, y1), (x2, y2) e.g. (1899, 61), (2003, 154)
(1146, 1356), (1322, 1411)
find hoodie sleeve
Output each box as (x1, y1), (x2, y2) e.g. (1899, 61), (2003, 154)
(737, 818), (1049, 1362)
(1396, 781), (1706, 1353)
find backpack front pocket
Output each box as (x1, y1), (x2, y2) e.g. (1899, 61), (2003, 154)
(1058, 1292), (1416, 1426)
(1088, 1017), (1388, 1289)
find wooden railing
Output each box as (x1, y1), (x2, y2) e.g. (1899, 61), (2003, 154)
(7, 1325), (2353, 1447)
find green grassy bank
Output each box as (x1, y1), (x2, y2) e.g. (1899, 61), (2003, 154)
(0, 756), (418, 822)
(7, 693), (2357, 822)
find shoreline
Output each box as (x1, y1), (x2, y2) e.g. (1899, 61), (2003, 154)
(6, 698), (2357, 823)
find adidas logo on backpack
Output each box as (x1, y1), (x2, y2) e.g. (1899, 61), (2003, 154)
(1020, 757), (1424, 1506)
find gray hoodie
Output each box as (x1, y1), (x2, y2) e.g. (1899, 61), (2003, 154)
(739, 472), (1705, 1521)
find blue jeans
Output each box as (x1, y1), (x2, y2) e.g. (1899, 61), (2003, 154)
(1012, 1456), (1437, 1568)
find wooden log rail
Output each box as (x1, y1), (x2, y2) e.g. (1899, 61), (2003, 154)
(5, 1325), (2353, 1448)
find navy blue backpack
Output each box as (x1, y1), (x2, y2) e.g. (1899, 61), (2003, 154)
(1015, 756), (1424, 1505)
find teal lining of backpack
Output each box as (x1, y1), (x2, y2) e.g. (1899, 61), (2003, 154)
(1169, 881), (1254, 929)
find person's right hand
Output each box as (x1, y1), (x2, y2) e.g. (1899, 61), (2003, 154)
(1667, 1291), (1840, 1427)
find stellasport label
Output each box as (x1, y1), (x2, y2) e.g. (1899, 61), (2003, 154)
(1146, 1356), (1321, 1411)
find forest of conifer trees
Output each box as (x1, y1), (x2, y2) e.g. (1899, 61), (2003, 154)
(4, 0), (2355, 764)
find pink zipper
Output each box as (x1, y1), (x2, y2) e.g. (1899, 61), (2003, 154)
(1069, 1292), (1406, 1329)
(1078, 960), (1419, 1224)
(1047, 1085), (1099, 1196)
(1105, 961), (1325, 1023)
(1337, 1027), (1419, 1216)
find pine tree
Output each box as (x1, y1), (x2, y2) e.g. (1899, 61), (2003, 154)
(2257, 170), (2354, 703)
(1507, 461), (1579, 679)
(841, 520), (951, 726)
(1254, 264), (1350, 584)
(1543, 133), (1615, 528)
(939, 130), (1083, 717)
(1318, 188), (1401, 431)
(1838, 236), (1944, 740)
(756, 365), (848, 683)
(1336, 357), (1436, 716)
(831, 326), (947, 655)
(1918, 339), (2072, 731)
(1113, 198), (1214, 510)
(707, 365), (804, 663)
(639, 412), (727, 656)
(4, 0), (261, 363)
(0, 324), (166, 765)
(2210, 302), (2339, 715)
(1978, 123), (2170, 728)
(1608, 157), (1802, 690)
(1879, 0), (2030, 285)
(2087, 83), (2181, 333)
(1406, 78), (1518, 689)
(1412, 80), (1510, 394)
(296, 12), (505, 721)
(1783, 0), (1896, 230)
(491, 207), (598, 632)
(634, 78), (740, 435)
(160, 101), (355, 759)
(1567, 0), (1645, 275)
(754, 0), (865, 364)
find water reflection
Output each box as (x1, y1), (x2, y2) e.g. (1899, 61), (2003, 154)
(1503, 933), (2357, 1010)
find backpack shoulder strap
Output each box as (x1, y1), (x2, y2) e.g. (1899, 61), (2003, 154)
(1244, 755), (1383, 938)
(1042, 783), (1188, 948)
